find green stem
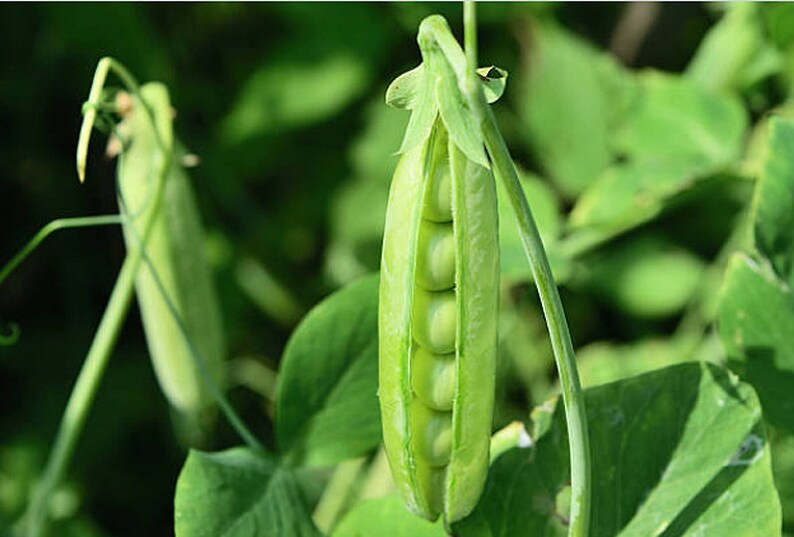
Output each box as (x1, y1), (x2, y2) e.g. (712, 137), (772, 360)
(0, 215), (123, 346)
(463, 4), (591, 536)
(24, 180), (167, 537)
(0, 215), (123, 289)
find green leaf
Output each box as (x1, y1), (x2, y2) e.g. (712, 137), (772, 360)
(476, 66), (509, 104)
(577, 339), (688, 388)
(518, 22), (636, 198)
(332, 495), (446, 537)
(686, 4), (770, 93)
(276, 275), (381, 466)
(752, 117), (794, 287)
(396, 61), (438, 155)
(613, 72), (746, 167)
(497, 170), (565, 284)
(174, 448), (320, 537)
(452, 412), (568, 537)
(221, 54), (370, 144)
(386, 64), (425, 110)
(571, 72), (747, 234)
(718, 254), (794, 433)
(586, 363), (779, 536)
(577, 236), (705, 319)
(456, 363), (781, 536)
(386, 64), (508, 110)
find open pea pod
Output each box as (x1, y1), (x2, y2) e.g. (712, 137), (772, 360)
(379, 15), (499, 525)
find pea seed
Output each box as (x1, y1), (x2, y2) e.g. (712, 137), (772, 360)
(411, 403), (453, 467)
(412, 289), (456, 354)
(415, 222), (455, 291)
(411, 347), (455, 411)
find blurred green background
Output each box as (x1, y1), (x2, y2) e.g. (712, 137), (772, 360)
(2, 3), (794, 536)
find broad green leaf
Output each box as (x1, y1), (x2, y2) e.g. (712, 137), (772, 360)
(586, 362), (779, 536)
(455, 363), (780, 536)
(571, 72), (747, 233)
(497, 170), (565, 284)
(613, 72), (746, 166)
(327, 99), (410, 284)
(174, 448), (319, 537)
(518, 22), (636, 198)
(752, 117), (794, 287)
(220, 54), (370, 144)
(578, 339), (688, 388)
(276, 275), (381, 466)
(577, 236), (705, 319)
(570, 159), (709, 235)
(332, 496), (445, 537)
(718, 254), (794, 433)
(452, 413), (568, 537)
(686, 4), (769, 93)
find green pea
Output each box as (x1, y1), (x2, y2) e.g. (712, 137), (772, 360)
(422, 127), (453, 222)
(411, 347), (455, 411)
(412, 289), (456, 354)
(415, 221), (455, 291)
(411, 403), (453, 466)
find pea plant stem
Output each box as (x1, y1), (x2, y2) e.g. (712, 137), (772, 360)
(463, 3), (592, 536)
(24, 230), (150, 537)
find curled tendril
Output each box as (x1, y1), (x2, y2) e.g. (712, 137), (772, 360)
(0, 322), (20, 346)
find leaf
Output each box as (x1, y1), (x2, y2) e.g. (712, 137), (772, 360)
(386, 64), (508, 110)
(454, 363), (781, 536)
(452, 411), (568, 537)
(577, 235), (705, 319)
(686, 4), (770, 93)
(386, 64), (425, 110)
(518, 22), (636, 198)
(220, 54), (370, 144)
(497, 170), (565, 284)
(332, 496), (446, 537)
(718, 254), (794, 433)
(421, 41), (488, 166)
(477, 66), (509, 104)
(752, 117), (794, 287)
(613, 72), (746, 167)
(276, 275), (381, 467)
(174, 447), (320, 537)
(577, 338), (688, 388)
(571, 72), (747, 234)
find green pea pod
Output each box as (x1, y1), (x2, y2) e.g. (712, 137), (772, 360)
(117, 83), (225, 437)
(379, 117), (498, 523)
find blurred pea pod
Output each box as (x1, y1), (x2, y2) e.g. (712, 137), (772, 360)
(379, 15), (505, 525)
(115, 84), (225, 439)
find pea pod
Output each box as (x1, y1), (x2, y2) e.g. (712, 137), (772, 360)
(379, 116), (498, 522)
(116, 83), (225, 435)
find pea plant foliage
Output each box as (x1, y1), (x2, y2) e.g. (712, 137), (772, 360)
(2, 4), (793, 537)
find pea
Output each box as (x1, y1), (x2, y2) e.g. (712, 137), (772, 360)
(415, 221), (455, 292)
(412, 289), (456, 354)
(411, 347), (456, 411)
(411, 403), (453, 466)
